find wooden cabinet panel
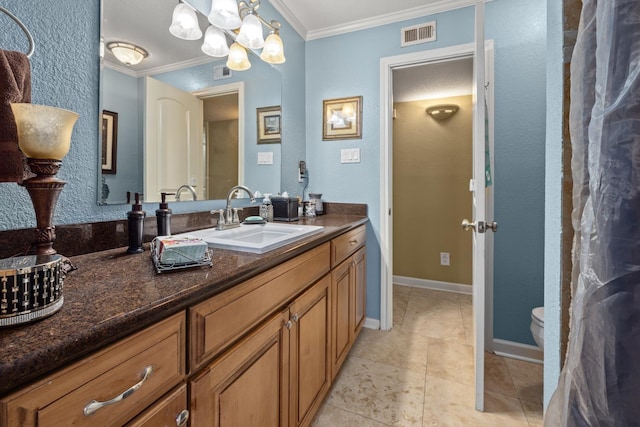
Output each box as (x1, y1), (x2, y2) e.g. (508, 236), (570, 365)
(289, 275), (331, 427)
(352, 247), (367, 338)
(1, 312), (186, 427)
(190, 310), (290, 427)
(331, 225), (366, 268)
(331, 260), (352, 380)
(126, 384), (189, 427)
(190, 243), (330, 371)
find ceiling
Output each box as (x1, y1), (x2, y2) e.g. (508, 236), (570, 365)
(102, 0), (474, 97)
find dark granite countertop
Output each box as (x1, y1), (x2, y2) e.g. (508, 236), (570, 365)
(0, 214), (367, 396)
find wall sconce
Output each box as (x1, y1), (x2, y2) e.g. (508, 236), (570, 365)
(107, 42), (149, 66)
(426, 104), (459, 120)
(10, 103), (79, 256)
(169, 0), (286, 71)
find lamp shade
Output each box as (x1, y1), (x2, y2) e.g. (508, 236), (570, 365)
(260, 32), (285, 64)
(236, 13), (264, 49)
(10, 104), (79, 160)
(107, 42), (148, 66)
(201, 25), (229, 57)
(208, 0), (242, 29)
(169, 3), (203, 40)
(226, 42), (251, 71)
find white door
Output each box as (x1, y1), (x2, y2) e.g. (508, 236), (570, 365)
(144, 76), (203, 203)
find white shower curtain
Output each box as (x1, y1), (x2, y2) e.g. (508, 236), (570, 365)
(545, 0), (640, 425)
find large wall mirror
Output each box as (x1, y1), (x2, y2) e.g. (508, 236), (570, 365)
(99, 0), (282, 205)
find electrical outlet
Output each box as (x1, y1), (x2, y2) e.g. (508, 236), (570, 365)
(440, 252), (450, 266)
(298, 160), (306, 182)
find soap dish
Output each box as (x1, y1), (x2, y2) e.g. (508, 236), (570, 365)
(243, 216), (266, 224)
(150, 237), (213, 273)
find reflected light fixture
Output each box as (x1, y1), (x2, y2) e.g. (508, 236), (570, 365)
(107, 42), (148, 66)
(170, 0), (285, 70)
(169, 3), (203, 40)
(426, 104), (459, 120)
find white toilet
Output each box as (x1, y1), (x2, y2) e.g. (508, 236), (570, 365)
(530, 307), (544, 350)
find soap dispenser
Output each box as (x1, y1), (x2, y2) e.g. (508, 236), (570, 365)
(127, 192), (145, 254)
(156, 192), (173, 236)
(260, 193), (273, 222)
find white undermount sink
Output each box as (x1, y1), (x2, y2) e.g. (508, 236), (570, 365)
(183, 222), (324, 254)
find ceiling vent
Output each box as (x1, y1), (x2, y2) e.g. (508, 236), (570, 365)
(401, 21), (436, 47)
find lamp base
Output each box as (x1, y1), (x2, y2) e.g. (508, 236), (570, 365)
(21, 159), (66, 256)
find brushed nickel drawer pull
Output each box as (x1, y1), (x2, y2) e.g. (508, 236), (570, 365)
(176, 409), (189, 426)
(83, 365), (154, 416)
(349, 239), (358, 246)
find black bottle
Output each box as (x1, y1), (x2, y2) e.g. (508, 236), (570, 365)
(127, 192), (145, 254)
(156, 192), (173, 236)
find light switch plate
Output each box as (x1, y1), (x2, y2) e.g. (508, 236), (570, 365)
(340, 148), (361, 164)
(258, 152), (274, 165)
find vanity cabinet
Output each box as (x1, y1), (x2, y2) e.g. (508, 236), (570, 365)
(0, 312), (186, 427)
(330, 225), (367, 379)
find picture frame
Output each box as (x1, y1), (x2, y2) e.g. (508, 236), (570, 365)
(256, 105), (281, 144)
(101, 110), (118, 174)
(322, 96), (362, 140)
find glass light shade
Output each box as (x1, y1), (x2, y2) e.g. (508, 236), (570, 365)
(201, 26), (229, 57)
(260, 32), (285, 64)
(10, 104), (79, 160)
(169, 3), (203, 40)
(226, 43), (251, 71)
(208, 0), (242, 29)
(107, 42), (148, 66)
(236, 13), (264, 49)
(426, 104), (459, 120)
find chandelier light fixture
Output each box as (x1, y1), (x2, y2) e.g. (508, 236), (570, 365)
(169, 0), (286, 71)
(107, 42), (149, 66)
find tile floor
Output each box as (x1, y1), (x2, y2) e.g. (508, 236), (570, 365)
(312, 285), (544, 426)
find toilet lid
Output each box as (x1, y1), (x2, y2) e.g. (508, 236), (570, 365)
(532, 307), (544, 325)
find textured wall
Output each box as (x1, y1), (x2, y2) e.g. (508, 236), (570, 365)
(393, 96), (473, 285)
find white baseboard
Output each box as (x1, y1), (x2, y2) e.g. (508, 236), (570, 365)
(393, 275), (472, 295)
(493, 338), (543, 364)
(364, 317), (380, 330)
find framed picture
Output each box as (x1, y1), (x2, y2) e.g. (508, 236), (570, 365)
(101, 110), (118, 174)
(322, 96), (362, 140)
(257, 105), (281, 144)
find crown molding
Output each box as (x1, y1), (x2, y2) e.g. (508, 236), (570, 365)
(269, 0), (308, 40)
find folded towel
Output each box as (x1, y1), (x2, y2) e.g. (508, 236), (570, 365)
(0, 49), (31, 183)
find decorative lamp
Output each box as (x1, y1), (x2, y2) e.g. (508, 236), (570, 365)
(10, 103), (79, 255)
(169, 3), (203, 40)
(208, 0), (242, 29)
(236, 12), (264, 49)
(260, 29), (285, 64)
(107, 42), (148, 66)
(226, 42), (251, 71)
(426, 104), (459, 120)
(202, 25), (229, 57)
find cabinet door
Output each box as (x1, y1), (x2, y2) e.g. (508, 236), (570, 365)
(289, 275), (331, 427)
(189, 310), (290, 427)
(352, 247), (366, 340)
(331, 260), (352, 380)
(126, 384), (189, 427)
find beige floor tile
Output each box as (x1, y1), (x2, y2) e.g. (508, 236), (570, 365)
(393, 290), (410, 328)
(484, 352), (518, 397)
(426, 339), (474, 386)
(401, 301), (467, 342)
(311, 402), (390, 427)
(423, 376), (529, 427)
(326, 355), (425, 426)
(458, 293), (472, 307)
(351, 327), (429, 374)
(394, 284), (412, 297)
(505, 358), (544, 403)
(411, 287), (460, 302)
(521, 399), (544, 426)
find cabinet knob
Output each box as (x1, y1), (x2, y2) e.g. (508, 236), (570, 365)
(285, 320), (293, 330)
(176, 409), (189, 426)
(291, 313), (299, 323)
(83, 365), (154, 416)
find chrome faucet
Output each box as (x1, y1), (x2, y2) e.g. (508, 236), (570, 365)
(213, 185), (255, 230)
(175, 184), (197, 201)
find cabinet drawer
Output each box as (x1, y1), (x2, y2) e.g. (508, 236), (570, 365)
(2, 312), (186, 427)
(190, 243), (330, 371)
(331, 225), (366, 268)
(126, 384), (189, 427)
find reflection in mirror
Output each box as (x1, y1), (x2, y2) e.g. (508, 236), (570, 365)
(99, 0), (282, 205)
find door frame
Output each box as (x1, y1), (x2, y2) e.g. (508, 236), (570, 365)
(192, 81), (245, 188)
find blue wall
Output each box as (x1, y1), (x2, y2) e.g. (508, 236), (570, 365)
(0, 0), (547, 348)
(305, 0), (546, 344)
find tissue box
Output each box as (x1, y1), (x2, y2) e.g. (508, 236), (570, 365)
(271, 196), (299, 222)
(156, 236), (208, 265)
